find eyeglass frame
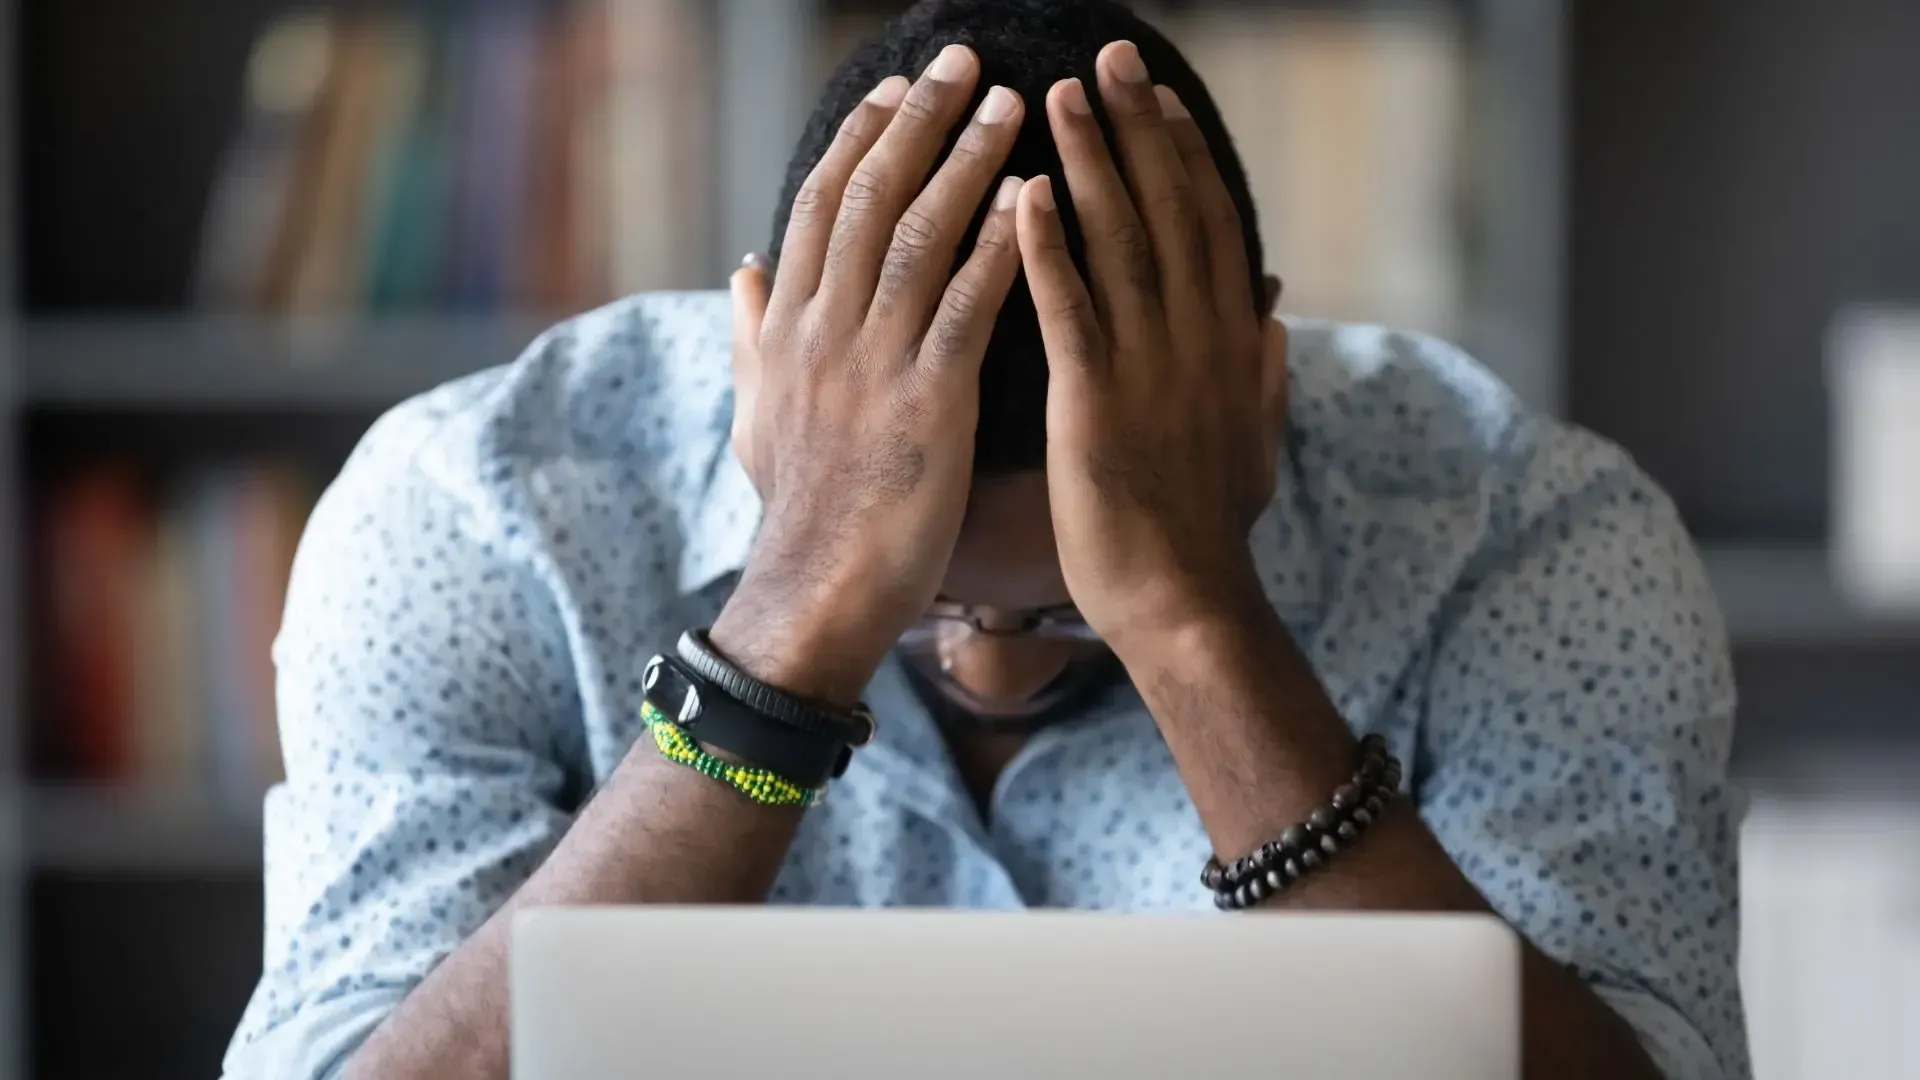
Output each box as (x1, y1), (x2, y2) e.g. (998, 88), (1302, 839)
(896, 601), (1103, 648)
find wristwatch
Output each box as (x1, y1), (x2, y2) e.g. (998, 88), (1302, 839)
(640, 635), (873, 790)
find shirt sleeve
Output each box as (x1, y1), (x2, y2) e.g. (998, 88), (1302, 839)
(1417, 421), (1750, 1080)
(221, 392), (585, 1080)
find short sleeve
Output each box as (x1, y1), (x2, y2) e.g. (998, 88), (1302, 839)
(221, 392), (585, 1079)
(1417, 422), (1750, 1079)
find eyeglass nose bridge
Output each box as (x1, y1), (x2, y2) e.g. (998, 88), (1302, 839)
(962, 610), (1049, 636)
(900, 606), (1104, 648)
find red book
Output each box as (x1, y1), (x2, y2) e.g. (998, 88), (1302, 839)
(37, 467), (154, 781)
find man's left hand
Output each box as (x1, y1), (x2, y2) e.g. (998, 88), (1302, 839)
(1015, 40), (1288, 650)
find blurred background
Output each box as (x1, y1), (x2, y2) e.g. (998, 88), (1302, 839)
(0, 0), (1916, 1077)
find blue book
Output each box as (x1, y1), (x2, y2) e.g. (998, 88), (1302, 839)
(449, 0), (540, 309)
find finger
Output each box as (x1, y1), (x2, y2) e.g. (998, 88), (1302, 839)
(1095, 42), (1209, 313)
(771, 76), (910, 309)
(1016, 175), (1105, 382)
(920, 176), (1027, 378)
(1045, 77), (1157, 331)
(1157, 84), (1257, 325)
(869, 85), (1025, 334)
(820, 44), (982, 310)
(730, 255), (772, 483)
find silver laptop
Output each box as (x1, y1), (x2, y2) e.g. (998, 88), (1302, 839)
(513, 907), (1519, 1080)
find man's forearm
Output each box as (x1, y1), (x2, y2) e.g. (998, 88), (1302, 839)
(344, 742), (805, 1080)
(346, 611), (852, 1080)
(1114, 602), (1665, 1080)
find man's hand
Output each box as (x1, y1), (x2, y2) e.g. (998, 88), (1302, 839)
(716, 45), (1027, 704)
(1016, 41), (1287, 650)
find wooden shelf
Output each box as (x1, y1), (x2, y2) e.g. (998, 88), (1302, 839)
(15, 315), (551, 410)
(26, 785), (263, 874)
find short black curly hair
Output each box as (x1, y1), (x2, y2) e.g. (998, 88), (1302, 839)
(772, 0), (1264, 477)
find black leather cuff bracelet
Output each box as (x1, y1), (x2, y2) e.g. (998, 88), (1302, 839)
(676, 630), (877, 747)
(1201, 733), (1402, 911)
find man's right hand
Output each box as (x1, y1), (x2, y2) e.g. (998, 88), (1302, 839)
(713, 45), (1027, 705)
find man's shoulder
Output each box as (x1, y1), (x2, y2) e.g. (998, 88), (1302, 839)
(326, 291), (739, 573)
(354, 292), (732, 493)
(378, 290), (729, 457)
(1268, 318), (1673, 626)
(1280, 317), (1631, 505)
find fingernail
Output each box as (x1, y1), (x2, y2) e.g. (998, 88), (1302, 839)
(1029, 175), (1056, 213)
(1057, 78), (1092, 115)
(740, 252), (766, 272)
(928, 43), (974, 82)
(866, 75), (909, 106)
(994, 175), (1022, 211)
(1154, 84), (1189, 119)
(976, 85), (1015, 125)
(1109, 41), (1149, 83)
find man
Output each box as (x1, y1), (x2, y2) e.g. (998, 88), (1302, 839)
(224, 2), (1746, 1078)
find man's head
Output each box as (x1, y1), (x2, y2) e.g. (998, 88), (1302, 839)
(754, 1), (1274, 720)
(773, 0), (1265, 478)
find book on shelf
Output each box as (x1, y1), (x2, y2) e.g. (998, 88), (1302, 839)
(358, 14), (433, 311)
(196, 0), (711, 320)
(35, 467), (150, 782)
(33, 464), (314, 808)
(605, 0), (711, 295)
(194, 12), (336, 309)
(279, 11), (390, 312)
(451, 0), (540, 309)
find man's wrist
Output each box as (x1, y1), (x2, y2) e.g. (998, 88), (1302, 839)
(1110, 595), (1284, 683)
(1100, 556), (1276, 664)
(708, 579), (894, 708)
(1103, 564), (1333, 730)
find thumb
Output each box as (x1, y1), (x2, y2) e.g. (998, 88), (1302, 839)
(730, 254), (772, 484)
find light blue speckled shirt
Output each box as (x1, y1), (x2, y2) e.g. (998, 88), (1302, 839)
(223, 293), (1748, 1079)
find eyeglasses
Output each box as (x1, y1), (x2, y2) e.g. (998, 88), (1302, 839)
(896, 601), (1103, 649)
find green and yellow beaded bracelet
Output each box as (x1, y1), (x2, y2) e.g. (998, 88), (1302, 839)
(642, 700), (825, 808)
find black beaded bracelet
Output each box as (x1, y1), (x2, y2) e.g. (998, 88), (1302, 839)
(1202, 735), (1396, 891)
(1202, 734), (1402, 911)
